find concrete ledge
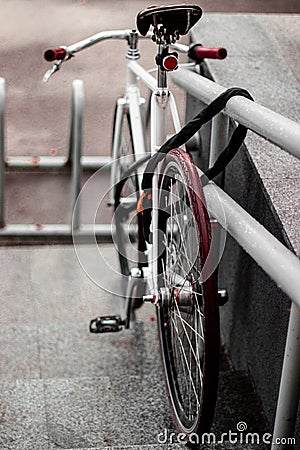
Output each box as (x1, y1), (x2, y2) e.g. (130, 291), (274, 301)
(189, 13), (300, 440)
(192, 13), (300, 253)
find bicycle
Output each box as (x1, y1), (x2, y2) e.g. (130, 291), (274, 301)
(43, 3), (233, 440)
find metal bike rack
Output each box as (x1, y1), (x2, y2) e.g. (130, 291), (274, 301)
(173, 67), (300, 450)
(0, 78), (5, 228)
(0, 77), (112, 241)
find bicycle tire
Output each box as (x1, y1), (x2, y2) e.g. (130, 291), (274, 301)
(156, 148), (220, 437)
(111, 104), (146, 308)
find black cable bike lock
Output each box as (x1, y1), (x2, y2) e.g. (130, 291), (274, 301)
(114, 87), (254, 243)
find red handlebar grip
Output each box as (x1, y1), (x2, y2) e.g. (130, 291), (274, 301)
(189, 44), (227, 61)
(44, 47), (67, 62)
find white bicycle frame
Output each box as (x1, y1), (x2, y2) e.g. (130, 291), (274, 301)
(109, 32), (188, 301)
(43, 27), (196, 319)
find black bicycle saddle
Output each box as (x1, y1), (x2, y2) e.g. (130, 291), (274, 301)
(136, 4), (202, 38)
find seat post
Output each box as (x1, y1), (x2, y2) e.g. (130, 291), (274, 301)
(136, 5), (202, 90)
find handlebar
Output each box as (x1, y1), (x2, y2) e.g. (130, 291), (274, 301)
(188, 44), (227, 61)
(44, 47), (67, 62)
(43, 28), (227, 82)
(43, 30), (144, 82)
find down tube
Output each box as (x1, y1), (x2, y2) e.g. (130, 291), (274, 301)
(126, 86), (148, 265)
(127, 87), (147, 165)
(110, 97), (126, 204)
(150, 91), (169, 294)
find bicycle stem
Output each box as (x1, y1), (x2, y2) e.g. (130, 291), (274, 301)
(126, 30), (140, 60)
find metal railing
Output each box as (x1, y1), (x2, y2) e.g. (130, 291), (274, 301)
(173, 67), (300, 450)
(172, 68), (300, 159)
(0, 78), (5, 228)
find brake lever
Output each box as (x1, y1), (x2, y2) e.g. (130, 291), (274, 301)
(43, 60), (63, 83)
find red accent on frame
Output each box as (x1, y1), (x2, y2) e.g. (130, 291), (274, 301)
(44, 48), (67, 62)
(194, 45), (227, 60)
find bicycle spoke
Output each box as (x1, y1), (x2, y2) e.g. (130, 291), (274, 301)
(173, 309), (204, 342)
(171, 315), (201, 410)
(173, 303), (203, 376)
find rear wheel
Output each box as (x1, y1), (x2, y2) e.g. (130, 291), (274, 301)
(157, 148), (220, 437)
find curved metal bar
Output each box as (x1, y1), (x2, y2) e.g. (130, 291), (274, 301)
(43, 30), (189, 82)
(202, 178), (300, 308)
(272, 301), (300, 450)
(66, 29), (189, 56)
(172, 68), (300, 160)
(0, 77), (5, 228)
(71, 79), (85, 231)
(67, 29), (132, 55)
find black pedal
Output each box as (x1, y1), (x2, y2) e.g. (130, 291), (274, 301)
(218, 289), (229, 306)
(90, 315), (124, 333)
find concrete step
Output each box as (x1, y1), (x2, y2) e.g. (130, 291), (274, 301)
(0, 372), (265, 449)
(60, 444), (260, 450)
(0, 305), (268, 449)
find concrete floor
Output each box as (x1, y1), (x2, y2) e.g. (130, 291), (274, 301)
(0, 1), (298, 449)
(0, 244), (268, 449)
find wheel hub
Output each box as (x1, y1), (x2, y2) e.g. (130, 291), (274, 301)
(160, 286), (194, 307)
